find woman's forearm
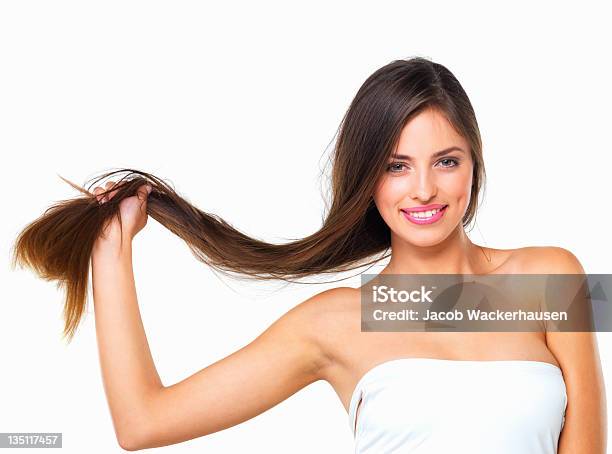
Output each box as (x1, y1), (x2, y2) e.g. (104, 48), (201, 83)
(91, 238), (163, 446)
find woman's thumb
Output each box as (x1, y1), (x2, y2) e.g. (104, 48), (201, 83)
(137, 184), (152, 205)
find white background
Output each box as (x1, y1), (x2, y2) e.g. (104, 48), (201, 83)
(1, 1), (611, 453)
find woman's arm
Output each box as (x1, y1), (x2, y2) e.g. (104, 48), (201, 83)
(540, 247), (608, 454)
(91, 238), (164, 449)
(91, 236), (336, 451)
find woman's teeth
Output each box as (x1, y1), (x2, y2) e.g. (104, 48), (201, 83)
(406, 207), (443, 219)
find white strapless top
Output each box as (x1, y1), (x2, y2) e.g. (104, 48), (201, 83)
(348, 358), (567, 454)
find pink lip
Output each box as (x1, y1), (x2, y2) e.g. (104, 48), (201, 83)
(401, 205), (448, 225)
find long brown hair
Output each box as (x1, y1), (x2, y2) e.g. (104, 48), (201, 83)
(11, 56), (486, 342)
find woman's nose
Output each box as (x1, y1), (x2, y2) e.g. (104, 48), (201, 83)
(409, 170), (437, 200)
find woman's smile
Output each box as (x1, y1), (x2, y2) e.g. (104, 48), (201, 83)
(401, 204), (448, 225)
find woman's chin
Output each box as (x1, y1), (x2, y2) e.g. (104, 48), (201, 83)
(397, 225), (459, 248)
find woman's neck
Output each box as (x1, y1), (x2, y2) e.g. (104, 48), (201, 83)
(382, 226), (497, 275)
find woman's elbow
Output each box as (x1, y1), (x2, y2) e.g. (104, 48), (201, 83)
(115, 418), (154, 451)
(117, 430), (149, 452)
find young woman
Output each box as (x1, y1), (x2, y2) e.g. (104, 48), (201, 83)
(13, 57), (607, 453)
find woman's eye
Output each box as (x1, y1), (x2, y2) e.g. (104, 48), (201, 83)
(386, 163), (407, 173)
(438, 158), (459, 168)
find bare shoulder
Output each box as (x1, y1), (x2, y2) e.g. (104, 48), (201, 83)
(295, 285), (360, 336)
(291, 286), (360, 367)
(515, 246), (586, 274)
(291, 286), (359, 325)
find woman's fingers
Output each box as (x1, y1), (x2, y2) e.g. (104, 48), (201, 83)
(92, 180), (117, 204)
(93, 187), (105, 204)
(93, 180), (150, 205)
(105, 181), (120, 202)
(136, 183), (152, 200)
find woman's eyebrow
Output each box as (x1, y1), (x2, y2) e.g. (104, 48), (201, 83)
(391, 146), (465, 160)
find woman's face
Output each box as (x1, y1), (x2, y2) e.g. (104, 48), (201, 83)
(373, 108), (474, 247)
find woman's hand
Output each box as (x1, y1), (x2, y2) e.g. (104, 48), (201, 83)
(93, 180), (153, 247)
